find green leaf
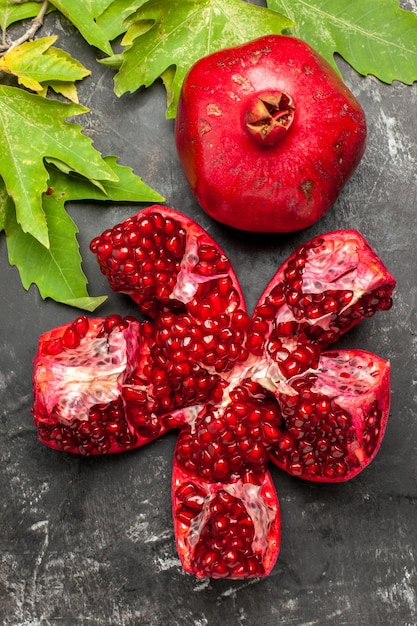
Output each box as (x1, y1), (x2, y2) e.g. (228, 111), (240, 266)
(0, 0), (54, 29)
(99, 52), (123, 70)
(48, 0), (114, 55)
(1, 157), (162, 309)
(0, 36), (90, 94)
(267, 0), (417, 85)
(2, 176), (107, 311)
(0, 173), (11, 232)
(47, 155), (165, 203)
(112, 0), (294, 118)
(95, 0), (148, 42)
(0, 85), (117, 247)
(89, 156), (165, 202)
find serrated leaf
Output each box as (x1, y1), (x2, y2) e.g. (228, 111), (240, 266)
(0, 85), (117, 247)
(0, 0), (54, 29)
(95, 0), (148, 41)
(43, 81), (80, 103)
(1, 155), (163, 309)
(2, 177), (107, 311)
(99, 52), (123, 70)
(45, 156), (107, 193)
(267, 0), (417, 85)
(90, 156), (165, 202)
(0, 36), (90, 93)
(47, 155), (165, 202)
(119, 18), (155, 47)
(48, 0), (115, 55)
(112, 0), (293, 118)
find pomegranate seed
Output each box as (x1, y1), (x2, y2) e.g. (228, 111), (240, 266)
(246, 331), (264, 353)
(200, 550), (218, 570)
(62, 327), (81, 349)
(73, 316), (89, 337)
(42, 338), (63, 355)
(231, 310), (251, 330)
(176, 507), (197, 524)
(262, 422), (280, 442)
(278, 436), (293, 451)
(214, 458), (229, 478)
(103, 314), (123, 333)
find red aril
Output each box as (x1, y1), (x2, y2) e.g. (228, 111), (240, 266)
(33, 206), (396, 579)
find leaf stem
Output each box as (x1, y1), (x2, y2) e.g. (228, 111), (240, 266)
(0, 0), (49, 55)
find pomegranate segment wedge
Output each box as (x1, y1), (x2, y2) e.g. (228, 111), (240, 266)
(270, 349), (391, 482)
(172, 460), (280, 579)
(32, 314), (192, 455)
(90, 205), (245, 321)
(247, 230), (396, 364)
(33, 207), (396, 579)
(33, 315), (144, 454)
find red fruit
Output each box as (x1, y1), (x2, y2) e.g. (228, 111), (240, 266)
(33, 315), (145, 454)
(175, 35), (367, 232)
(90, 205), (246, 323)
(173, 464), (280, 579)
(33, 207), (395, 579)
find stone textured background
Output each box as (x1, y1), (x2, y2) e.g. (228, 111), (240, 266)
(0, 3), (416, 625)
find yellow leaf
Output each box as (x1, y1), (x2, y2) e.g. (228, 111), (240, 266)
(45, 80), (80, 103)
(17, 74), (43, 92)
(1, 36), (57, 71)
(0, 36), (90, 96)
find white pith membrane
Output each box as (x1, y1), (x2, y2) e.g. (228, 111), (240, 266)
(303, 236), (368, 296)
(171, 236), (230, 304)
(35, 324), (138, 424)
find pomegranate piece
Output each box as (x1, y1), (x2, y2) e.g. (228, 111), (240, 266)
(270, 349), (391, 481)
(33, 207), (396, 579)
(175, 35), (367, 232)
(33, 315), (148, 454)
(90, 205), (245, 321)
(173, 463), (280, 579)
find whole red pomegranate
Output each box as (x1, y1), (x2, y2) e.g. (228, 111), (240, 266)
(33, 206), (395, 580)
(175, 35), (367, 232)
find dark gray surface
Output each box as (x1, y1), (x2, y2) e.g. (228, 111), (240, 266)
(1, 5), (416, 626)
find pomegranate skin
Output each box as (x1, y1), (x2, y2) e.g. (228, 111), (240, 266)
(175, 35), (367, 232)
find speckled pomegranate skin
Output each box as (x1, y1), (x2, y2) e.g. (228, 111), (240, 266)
(175, 35), (367, 232)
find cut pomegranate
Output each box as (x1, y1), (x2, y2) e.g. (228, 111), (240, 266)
(33, 315), (146, 454)
(173, 463), (280, 579)
(33, 206), (396, 579)
(269, 349), (390, 481)
(89, 205), (245, 323)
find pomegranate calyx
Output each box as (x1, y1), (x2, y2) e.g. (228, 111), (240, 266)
(244, 91), (295, 145)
